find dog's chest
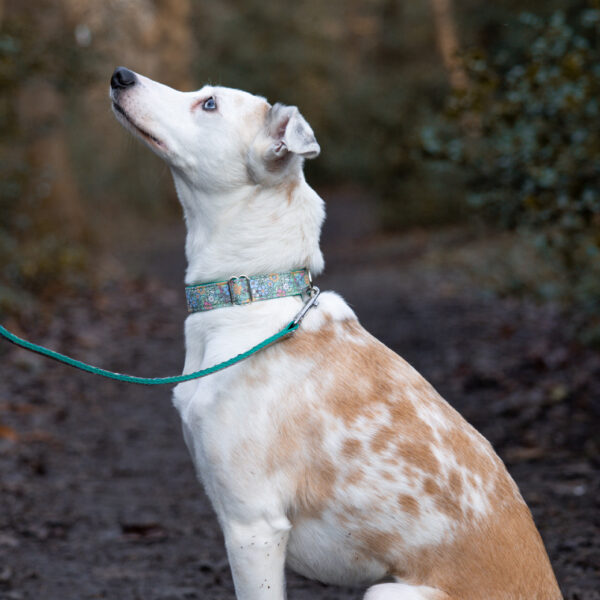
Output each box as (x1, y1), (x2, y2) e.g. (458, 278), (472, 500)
(173, 370), (255, 501)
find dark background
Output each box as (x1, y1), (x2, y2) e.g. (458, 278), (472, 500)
(0, 1), (598, 598)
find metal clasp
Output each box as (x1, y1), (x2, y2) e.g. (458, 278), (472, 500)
(228, 275), (253, 305)
(291, 286), (320, 327)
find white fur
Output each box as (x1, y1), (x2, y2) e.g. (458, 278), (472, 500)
(110, 70), (560, 600)
(364, 583), (448, 600)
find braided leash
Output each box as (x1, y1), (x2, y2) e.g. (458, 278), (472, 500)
(0, 287), (320, 386)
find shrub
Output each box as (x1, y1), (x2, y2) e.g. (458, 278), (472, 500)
(423, 4), (600, 313)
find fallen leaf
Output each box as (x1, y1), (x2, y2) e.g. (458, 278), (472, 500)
(0, 424), (18, 442)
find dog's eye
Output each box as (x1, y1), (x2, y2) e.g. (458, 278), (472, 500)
(202, 97), (217, 111)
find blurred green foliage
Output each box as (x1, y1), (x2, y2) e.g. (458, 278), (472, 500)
(0, 5), (94, 313)
(423, 3), (600, 313)
(190, 0), (467, 226)
(192, 0), (407, 179)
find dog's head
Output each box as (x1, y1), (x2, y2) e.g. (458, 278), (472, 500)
(110, 67), (320, 192)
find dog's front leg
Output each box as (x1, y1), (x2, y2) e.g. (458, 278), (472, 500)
(223, 518), (290, 600)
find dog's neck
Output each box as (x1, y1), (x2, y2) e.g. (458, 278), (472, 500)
(171, 169), (325, 286)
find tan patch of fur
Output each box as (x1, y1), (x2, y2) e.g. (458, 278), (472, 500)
(423, 476), (463, 521)
(285, 178), (299, 206)
(357, 529), (399, 560)
(239, 364), (263, 389)
(259, 406), (338, 519)
(397, 494), (420, 519)
(442, 427), (500, 484)
(370, 425), (396, 454)
(404, 465), (421, 480)
(380, 470), (395, 482)
(423, 477), (441, 497)
(242, 101), (271, 153)
(345, 468), (365, 487)
(251, 100), (270, 124)
(388, 399), (432, 435)
(410, 499), (560, 599)
(342, 504), (362, 519)
(342, 438), (362, 459)
(448, 469), (463, 497)
(295, 457), (338, 518)
(287, 317), (432, 439)
(396, 441), (440, 476)
(266, 414), (324, 474)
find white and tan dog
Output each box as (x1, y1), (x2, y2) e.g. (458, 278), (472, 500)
(109, 67), (561, 600)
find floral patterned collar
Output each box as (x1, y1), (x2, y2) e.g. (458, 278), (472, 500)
(185, 268), (312, 313)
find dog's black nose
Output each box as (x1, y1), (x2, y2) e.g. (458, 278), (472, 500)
(111, 67), (137, 90)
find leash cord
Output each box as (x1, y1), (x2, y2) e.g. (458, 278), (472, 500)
(0, 321), (299, 386)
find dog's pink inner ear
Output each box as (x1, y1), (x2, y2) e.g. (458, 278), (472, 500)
(275, 116), (290, 140)
(267, 103), (320, 160)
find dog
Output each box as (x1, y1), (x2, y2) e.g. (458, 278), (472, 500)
(109, 66), (562, 600)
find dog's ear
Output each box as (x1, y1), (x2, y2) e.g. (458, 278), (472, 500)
(248, 103), (319, 185)
(264, 103), (320, 161)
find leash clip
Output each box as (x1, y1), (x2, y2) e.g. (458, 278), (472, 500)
(291, 286), (320, 328)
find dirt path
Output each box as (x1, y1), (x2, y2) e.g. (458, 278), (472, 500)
(0, 191), (598, 599)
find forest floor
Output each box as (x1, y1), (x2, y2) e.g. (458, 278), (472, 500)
(0, 189), (598, 600)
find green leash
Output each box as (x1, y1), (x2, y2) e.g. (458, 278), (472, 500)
(0, 287), (320, 386)
(0, 321), (298, 385)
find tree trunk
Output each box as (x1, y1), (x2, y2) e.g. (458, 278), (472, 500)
(16, 79), (85, 240)
(430, 0), (468, 90)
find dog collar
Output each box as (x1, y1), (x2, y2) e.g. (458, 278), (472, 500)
(185, 268), (312, 313)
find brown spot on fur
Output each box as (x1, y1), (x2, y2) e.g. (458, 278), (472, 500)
(381, 470), (395, 482)
(464, 506), (475, 522)
(358, 529), (399, 559)
(467, 472), (478, 489)
(342, 438), (362, 459)
(437, 490), (463, 521)
(295, 457), (337, 518)
(398, 494), (420, 519)
(272, 176), (300, 207)
(335, 511), (351, 526)
(265, 413), (322, 474)
(342, 504), (361, 519)
(396, 442), (440, 476)
(388, 399), (429, 432)
(285, 179), (298, 206)
(340, 319), (362, 335)
(423, 477), (441, 497)
(345, 468), (365, 486)
(404, 465), (421, 480)
(422, 475), (463, 520)
(442, 427), (500, 485)
(370, 425), (396, 454)
(448, 469), (463, 497)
